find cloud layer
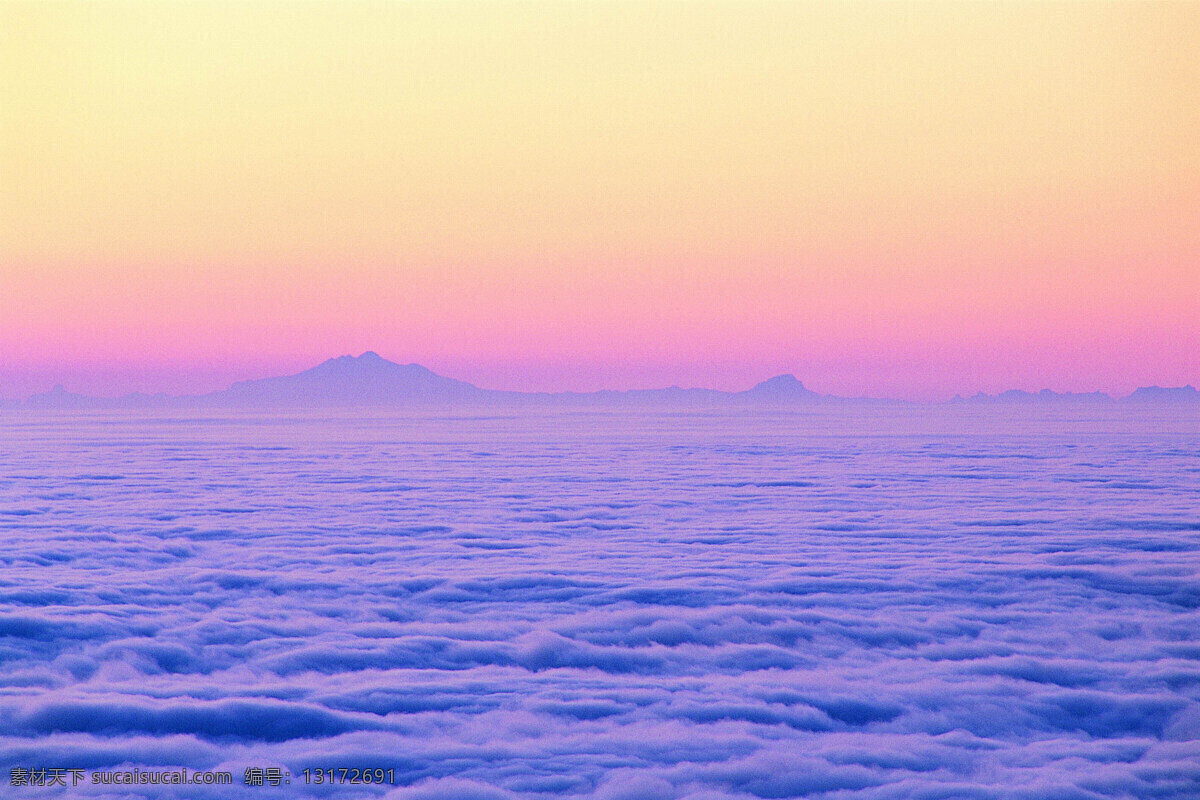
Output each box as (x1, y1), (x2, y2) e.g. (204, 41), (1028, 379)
(0, 407), (1197, 798)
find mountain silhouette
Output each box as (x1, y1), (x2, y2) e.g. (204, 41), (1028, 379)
(25, 384), (100, 409)
(954, 389), (1114, 404)
(9, 353), (1198, 409)
(211, 352), (494, 406)
(1123, 385), (1200, 403)
(737, 374), (821, 402)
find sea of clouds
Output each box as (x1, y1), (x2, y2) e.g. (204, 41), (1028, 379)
(0, 407), (1197, 798)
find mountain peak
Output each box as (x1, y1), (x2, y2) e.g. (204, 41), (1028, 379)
(322, 351), (384, 365)
(1125, 385), (1199, 402)
(217, 352), (481, 405)
(311, 352), (431, 375)
(26, 384), (95, 409)
(749, 374), (810, 392)
(738, 374), (820, 402)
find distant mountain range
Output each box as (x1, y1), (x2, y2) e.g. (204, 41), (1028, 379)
(952, 385), (1200, 405)
(8, 352), (1200, 409)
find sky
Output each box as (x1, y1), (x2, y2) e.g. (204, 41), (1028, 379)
(2, 0), (1198, 400)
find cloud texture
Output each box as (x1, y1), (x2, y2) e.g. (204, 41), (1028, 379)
(0, 407), (1197, 798)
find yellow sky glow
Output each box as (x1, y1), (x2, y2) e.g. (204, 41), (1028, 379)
(2, 1), (1198, 397)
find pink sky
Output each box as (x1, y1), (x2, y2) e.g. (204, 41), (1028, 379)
(2, 2), (1197, 400)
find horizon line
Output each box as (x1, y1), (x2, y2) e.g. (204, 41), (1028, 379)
(4, 351), (1198, 407)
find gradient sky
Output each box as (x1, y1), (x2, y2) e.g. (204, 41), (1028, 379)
(2, 1), (1198, 400)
